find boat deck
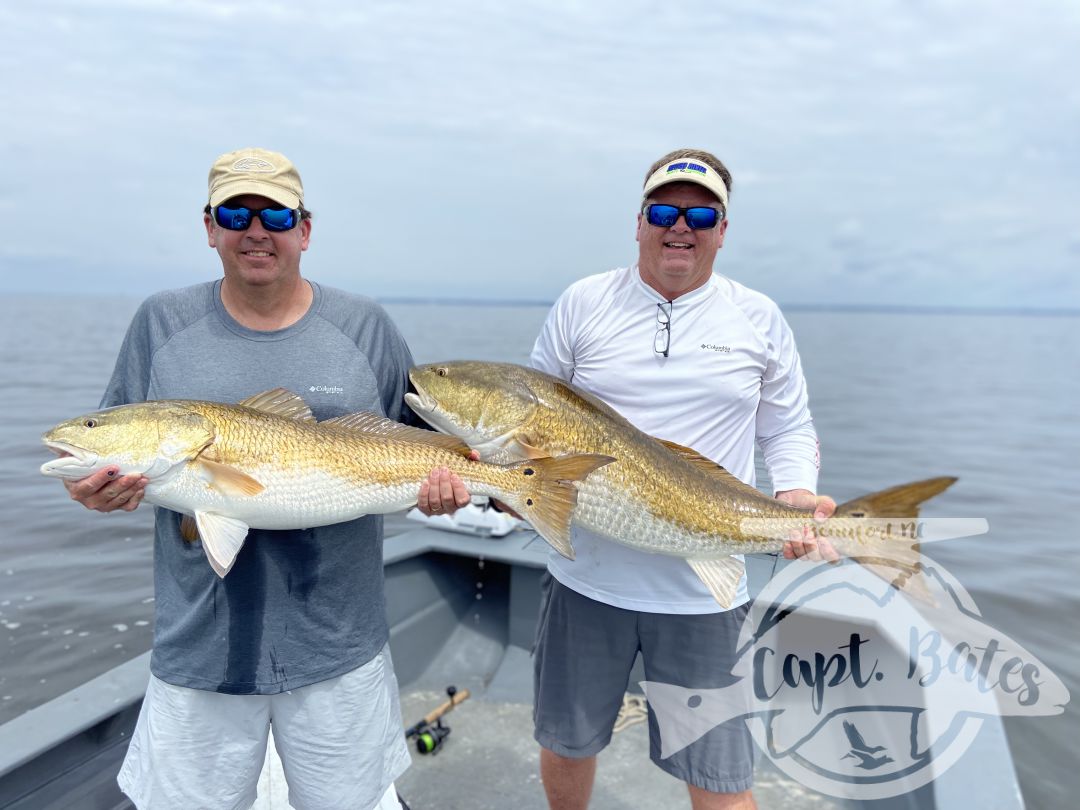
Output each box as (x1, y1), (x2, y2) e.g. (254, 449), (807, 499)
(256, 690), (846, 810)
(0, 515), (1025, 810)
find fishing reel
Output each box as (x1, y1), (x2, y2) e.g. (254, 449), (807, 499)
(414, 719), (452, 754)
(404, 685), (470, 756)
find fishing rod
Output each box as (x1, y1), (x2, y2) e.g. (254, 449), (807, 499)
(404, 685), (471, 755)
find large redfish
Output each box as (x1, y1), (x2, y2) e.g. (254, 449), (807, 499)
(41, 388), (612, 577)
(406, 361), (957, 607)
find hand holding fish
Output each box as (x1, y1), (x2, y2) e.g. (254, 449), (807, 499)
(777, 489), (839, 562)
(416, 460), (476, 517)
(63, 465), (147, 513)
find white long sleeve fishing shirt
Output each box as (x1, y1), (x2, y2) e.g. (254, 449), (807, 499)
(530, 265), (819, 613)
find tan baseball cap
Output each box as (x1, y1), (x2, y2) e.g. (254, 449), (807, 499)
(643, 158), (729, 209)
(207, 147), (304, 209)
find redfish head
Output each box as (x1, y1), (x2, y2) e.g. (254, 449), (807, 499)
(41, 402), (215, 481)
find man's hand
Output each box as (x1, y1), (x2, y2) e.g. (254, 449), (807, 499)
(64, 466), (147, 513)
(416, 452), (479, 517)
(776, 488), (838, 561)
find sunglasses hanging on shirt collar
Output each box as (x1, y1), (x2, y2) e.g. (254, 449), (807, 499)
(654, 300), (672, 357)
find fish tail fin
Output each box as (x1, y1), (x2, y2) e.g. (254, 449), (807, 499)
(505, 453), (615, 559)
(834, 476), (958, 519)
(832, 476), (958, 604)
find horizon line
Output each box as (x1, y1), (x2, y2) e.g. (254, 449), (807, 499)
(3, 292), (1077, 318)
(376, 297), (1080, 317)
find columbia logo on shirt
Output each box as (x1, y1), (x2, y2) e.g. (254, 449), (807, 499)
(701, 343), (732, 353)
(309, 385), (345, 394)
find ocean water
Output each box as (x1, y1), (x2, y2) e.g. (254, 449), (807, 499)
(1, 294), (1077, 807)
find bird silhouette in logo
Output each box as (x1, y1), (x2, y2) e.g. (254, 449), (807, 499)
(840, 720), (894, 770)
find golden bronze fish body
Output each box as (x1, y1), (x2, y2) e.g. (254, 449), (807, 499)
(406, 362), (957, 606)
(41, 389), (612, 577)
(410, 362), (802, 552)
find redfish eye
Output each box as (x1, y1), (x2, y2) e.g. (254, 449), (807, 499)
(436, 367), (449, 377)
(84, 419), (98, 428)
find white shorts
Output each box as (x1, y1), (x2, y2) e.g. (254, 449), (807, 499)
(118, 644), (411, 810)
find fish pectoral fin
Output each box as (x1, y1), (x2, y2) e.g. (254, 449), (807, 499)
(322, 412), (475, 458)
(194, 458), (265, 497)
(687, 557), (745, 609)
(237, 389), (315, 421)
(195, 511), (250, 578)
(513, 434), (551, 460)
(179, 515), (200, 542)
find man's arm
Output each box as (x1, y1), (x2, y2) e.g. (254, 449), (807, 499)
(754, 306), (838, 559)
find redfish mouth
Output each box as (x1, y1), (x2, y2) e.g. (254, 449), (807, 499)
(404, 388), (475, 439)
(403, 389), (435, 415)
(40, 442), (97, 477)
(44, 441), (82, 457)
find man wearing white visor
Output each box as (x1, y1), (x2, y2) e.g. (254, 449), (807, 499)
(528, 148), (836, 809)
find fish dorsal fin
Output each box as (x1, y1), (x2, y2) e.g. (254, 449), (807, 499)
(180, 514), (200, 542)
(655, 438), (764, 495)
(323, 412), (474, 458)
(195, 511), (250, 577)
(194, 458), (266, 497)
(686, 557), (746, 609)
(237, 388), (315, 422)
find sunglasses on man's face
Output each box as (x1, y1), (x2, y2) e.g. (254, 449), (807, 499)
(643, 204), (723, 230)
(212, 204), (300, 232)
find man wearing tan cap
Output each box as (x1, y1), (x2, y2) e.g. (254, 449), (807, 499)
(526, 148), (836, 809)
(62, 147), (467, 810)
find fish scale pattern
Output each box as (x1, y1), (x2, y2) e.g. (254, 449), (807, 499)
(147, 400), (542, 526)
(537, 384), (808, 554)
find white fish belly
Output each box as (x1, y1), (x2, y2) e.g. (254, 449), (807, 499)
(147, 466), (421, 529)
(570, 474), (776, 558)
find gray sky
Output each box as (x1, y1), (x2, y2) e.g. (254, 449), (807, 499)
(3, 0), (1078, 309)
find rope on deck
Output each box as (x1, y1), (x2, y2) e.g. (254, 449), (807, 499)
(612, 693), (649, 733)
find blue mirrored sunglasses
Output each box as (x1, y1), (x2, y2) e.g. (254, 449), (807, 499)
(643, 204), (723, 230)
(212, 204), (300, 232)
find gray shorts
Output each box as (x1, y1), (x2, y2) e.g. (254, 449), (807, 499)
(532, 572), (755, 794)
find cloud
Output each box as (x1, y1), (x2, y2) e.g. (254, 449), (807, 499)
(2, 0), (1078, 308)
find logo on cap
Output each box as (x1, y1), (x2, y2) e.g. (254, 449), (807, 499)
(231, 157), (276, 173)
(666, 161), (708, 177)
